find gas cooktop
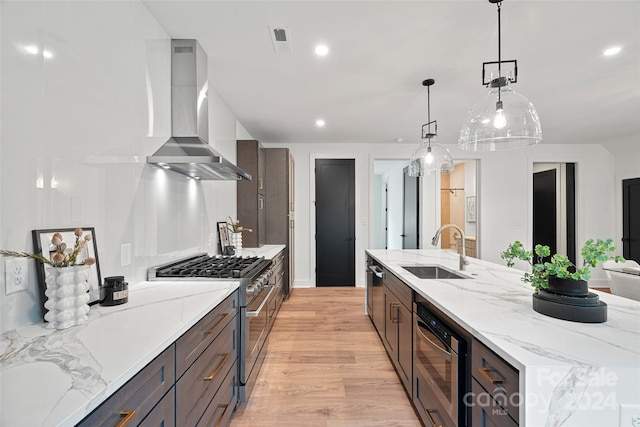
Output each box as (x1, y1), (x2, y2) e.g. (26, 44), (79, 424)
(148, 253), (270, 280)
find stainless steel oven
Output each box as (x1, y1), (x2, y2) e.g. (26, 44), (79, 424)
(148, 253), (277, 403)
(413, 298), (468, 427)
(240, 272), (276, 401)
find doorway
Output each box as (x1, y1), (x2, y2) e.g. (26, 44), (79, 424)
(402, 166), (419, 249)
(315, 159), (355, 286)
(532, 163), (576, 263)
(622, 177), (640, 263)
(438, 160), (478, 258)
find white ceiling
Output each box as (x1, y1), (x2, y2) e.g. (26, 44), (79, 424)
(142, 1), (640, 154)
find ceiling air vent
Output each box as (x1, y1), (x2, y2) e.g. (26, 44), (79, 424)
(269, 26), (292, 53)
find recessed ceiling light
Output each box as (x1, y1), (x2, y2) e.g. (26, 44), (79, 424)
(315, 44), (329, 56)
(604, 46), (621, 56)
(24, 45), (39, 55)
(315, 119), (325, 127)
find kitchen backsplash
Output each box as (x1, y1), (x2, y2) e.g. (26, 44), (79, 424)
(0, 1), (243, 332)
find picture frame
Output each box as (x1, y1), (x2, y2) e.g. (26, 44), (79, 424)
(32, 228), (102, 318)
(217, 221), (231, 253)
(466, 196), (477, 223)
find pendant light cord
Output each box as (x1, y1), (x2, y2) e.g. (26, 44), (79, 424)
(497, 0), (502, 104)
(427, 84), (431, 141)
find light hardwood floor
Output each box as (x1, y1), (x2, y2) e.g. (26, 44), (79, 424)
(229, 287), (422, 427)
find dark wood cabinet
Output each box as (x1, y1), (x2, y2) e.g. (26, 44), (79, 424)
(265, 148), (295, 298)
(471, 338), (520, 426)
(372, 266), (412, 397)
(78, 291), (239, 427)
(237, 140), (266, 247)
(77, 345), (175, 427)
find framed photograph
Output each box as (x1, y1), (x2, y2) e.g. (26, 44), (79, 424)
(217, 221), (231, 252)
(32, 228), (102, 318)
(466, 196), (477, 223)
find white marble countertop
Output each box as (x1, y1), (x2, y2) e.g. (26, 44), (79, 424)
(367, 249), (640, 427)
(240, 244), (285, 259)
(0, 280), (239, 427)
(0, 245), (286, 427)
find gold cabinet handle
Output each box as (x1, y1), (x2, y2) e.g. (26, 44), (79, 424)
(203, 353), (230, 381)
(478, 366), (504, 384)
(214, 404), (230, 427)
(204, 312), (228, 334)
(425, 409), (443, 427)
(116, 410), (136, 427)
(259, 198), (264, 209)
(389, 302), (400, 322)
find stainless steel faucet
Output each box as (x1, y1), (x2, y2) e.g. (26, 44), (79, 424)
(431, 224), (469, 271)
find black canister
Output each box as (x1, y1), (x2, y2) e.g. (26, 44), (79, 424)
(100, 276), (129, 306)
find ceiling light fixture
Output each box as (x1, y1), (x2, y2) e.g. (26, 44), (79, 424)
(315, 119), (325, 127)
(604, 46), (621, 56)
(315, 44), (329, 56)
(408, 79), (454, 177)
(458, 0), (542, 151)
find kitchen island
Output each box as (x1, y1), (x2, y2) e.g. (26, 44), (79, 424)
(367, 249), (640, 427)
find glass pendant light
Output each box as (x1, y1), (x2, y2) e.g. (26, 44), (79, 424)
(458, 0), (542, 151)
(408, 79), (454, 177)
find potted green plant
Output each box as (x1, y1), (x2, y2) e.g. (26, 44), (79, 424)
(501, 238), (623, 323)
(501, 238), (623, 295)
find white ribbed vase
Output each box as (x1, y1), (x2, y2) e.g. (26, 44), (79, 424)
(230, 232), (242, 255)
(43, 265), (91, 329)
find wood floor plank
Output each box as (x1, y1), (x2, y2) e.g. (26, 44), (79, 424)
(229, 287), (422, 427)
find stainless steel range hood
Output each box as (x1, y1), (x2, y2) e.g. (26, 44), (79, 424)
(147, 39), (251, 181)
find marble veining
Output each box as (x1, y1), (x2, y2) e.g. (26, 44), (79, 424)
(367, 249), (640, 426)
(0, 280), (239, 427)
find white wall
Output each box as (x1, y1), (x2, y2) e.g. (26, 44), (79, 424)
(264, 141), (619, 289)
(0, 1), (246, 332)
(381, 162), (406, 249)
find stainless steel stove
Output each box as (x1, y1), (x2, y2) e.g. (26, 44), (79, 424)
(148, 253), (278, 402)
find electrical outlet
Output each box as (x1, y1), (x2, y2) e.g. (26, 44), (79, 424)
(121, 243), (132, 267)
(5, 258), (28, 294)
(620, 404), (640, 426)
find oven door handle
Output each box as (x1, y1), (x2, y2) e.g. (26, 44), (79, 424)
(416, 320), (452, 362)
(368, 265), (384, 279)
(246, 285), (275, 318)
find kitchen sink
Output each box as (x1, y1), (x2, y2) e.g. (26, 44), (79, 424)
(402, 265), (469, 279)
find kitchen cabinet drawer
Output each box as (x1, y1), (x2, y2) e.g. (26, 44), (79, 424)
(471, 378), (518, 427)
(177, 313), (238, 426)
(383, 268), (412, 310)
(176, 291), (238, 378)
(472, 338), (520, 424)
(196, 361), (238, 427)
(139, 387), (175, 427)
(77, 345), (175, 427)
(414, 373), (455, 427)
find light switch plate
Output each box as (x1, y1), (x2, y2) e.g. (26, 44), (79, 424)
(620, 404), (640, 427)
(5, 258), (28, 294)
(121, 243), (132, 267)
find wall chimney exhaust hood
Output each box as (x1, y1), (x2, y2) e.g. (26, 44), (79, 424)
(147, 39), (251, 181)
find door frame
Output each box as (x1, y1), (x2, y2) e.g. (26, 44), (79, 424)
(309, 154), (358, 287)
(527, 156), (583, 265)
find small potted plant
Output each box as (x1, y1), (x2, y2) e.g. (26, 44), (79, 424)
(501, 238), (623, 295)
(501, 238), (624, 323)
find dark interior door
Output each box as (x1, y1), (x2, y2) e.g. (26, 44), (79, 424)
(533, 169), (557, 256)
(623, 178), (640, 263)
(315, 159), (355, 286)
(402, 166), (419, 249)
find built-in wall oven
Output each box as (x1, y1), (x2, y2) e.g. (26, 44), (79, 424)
(413, 295), (469, 427)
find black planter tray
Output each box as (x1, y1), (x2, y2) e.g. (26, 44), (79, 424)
(537, 289), (601, 307)
(532, 293), (607, 323)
